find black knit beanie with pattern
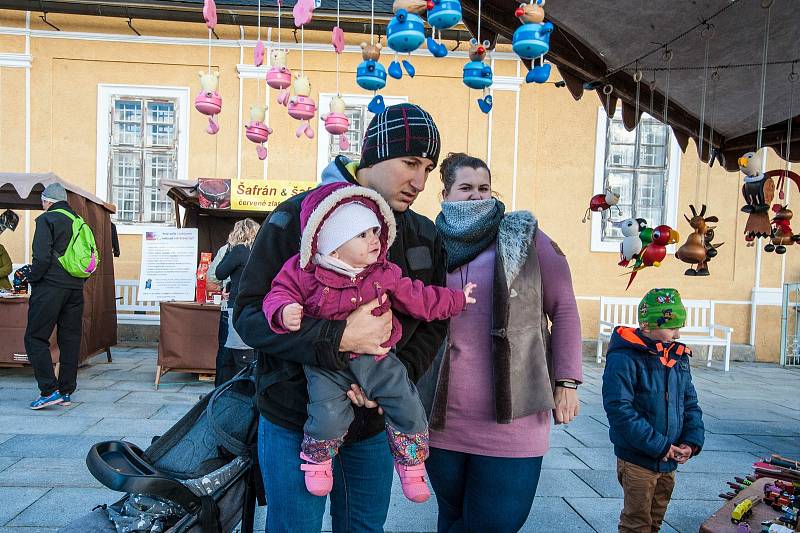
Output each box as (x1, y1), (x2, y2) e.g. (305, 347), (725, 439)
(358, 103), (441, 170)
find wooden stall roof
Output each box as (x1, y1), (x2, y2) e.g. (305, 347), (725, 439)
(0, 172), (116, 213)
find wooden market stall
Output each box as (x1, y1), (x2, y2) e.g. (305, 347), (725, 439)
(153, 179), (267, 387)
(0, 173), (117, 367)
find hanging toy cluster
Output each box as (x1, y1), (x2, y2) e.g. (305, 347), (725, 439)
(426, 0), (461, 57)
(615, 218), (679, 290)
(512, 0), (554, 84)
(244, 0), (273, 160)
(195, 0), (221, 134)
(582, 187), (620, 223)
(357, 42), (388, 113)
(675, 205), (723, 276)
(287, 0), (318, 139)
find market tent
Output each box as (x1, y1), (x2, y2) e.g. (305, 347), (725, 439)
(0, 172), (117, 364)
(458, 0), (800, 171)
(159, 179), (267, 259)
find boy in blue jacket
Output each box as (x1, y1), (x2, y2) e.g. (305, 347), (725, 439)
(602, 288), (705, 533)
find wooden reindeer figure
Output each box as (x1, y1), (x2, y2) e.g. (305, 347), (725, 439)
(675, 204), (723, 276)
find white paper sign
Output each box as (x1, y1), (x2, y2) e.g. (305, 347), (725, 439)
(138, 228), (198, 302)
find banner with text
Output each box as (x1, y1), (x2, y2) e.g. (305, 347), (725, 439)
(198, 178), (317, 211)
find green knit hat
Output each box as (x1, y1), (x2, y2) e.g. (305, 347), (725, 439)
(638, 288), (686, 329)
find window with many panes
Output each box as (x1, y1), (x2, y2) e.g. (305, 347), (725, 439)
(108, 97), (177, 223)
(601, 111), (671, 241)
(328, 105), (371, 160)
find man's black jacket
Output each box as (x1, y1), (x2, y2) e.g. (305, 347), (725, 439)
(29, 201), (84, 289)
(233, 159), (448, 442)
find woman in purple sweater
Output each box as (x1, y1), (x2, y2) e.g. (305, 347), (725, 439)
(424, 152), (583, 532)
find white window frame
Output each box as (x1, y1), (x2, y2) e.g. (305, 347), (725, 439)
(316, 93), (408, 178)
(591, 106), (681, 253)
(96, 84), (190, 235)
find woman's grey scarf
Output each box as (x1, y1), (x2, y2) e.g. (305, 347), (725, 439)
(436, 198), (506, 272)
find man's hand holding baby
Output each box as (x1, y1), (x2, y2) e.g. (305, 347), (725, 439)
(282, 303), (304, 331)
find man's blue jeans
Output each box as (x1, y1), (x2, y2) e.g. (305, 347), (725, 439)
(427, 447), (543, 533)
(258, 416), (394, 533)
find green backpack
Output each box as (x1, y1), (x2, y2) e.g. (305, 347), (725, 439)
(53, 209), (100, 278)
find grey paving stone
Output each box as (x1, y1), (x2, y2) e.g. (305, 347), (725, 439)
(548, 428), (587, 448)
(676, 451), (760, 474)
(0, 527), (60, 533)
(93, 370), (161, 382)
(542, 448), (589, 470)
(569, 446), (618, 470)
(0, 399), (66, 416)
(704, 418), (800, 437)
(0, 416), (99, 435)
(572, 469), (622, 498)
(0, 377), (40, 389)
(0, 457), (20, 473)
(115, 391), (203, 405)
(7, 487), (122, 527)
(149, 404), (195, 421)
(65, 389), (130, 403)
(671, 472), (738, 501)
(0, 435), (122, 459)
(0, 458), (101, 488)
(383, 494), (437, 532)
(63, 402), (161, 419)
(0, 435), (13, 445)
(700, 433), (772, 453)
(81, 417), (178, 438)
(663, 498), (721, 533)
(0, 487), (48, 525)
(519, 497), (594, 532)
(535, 469), (598, 497)
(68, 379), (118, 390)
(740, 435), (800, 455)
(567, 497), (680, 533)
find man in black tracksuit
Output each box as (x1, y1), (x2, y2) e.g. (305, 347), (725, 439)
(25, 182), (85, 410)
(234, 103), (447, 533)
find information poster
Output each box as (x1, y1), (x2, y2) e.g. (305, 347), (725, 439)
(198, 178), (316, 211)
(138, 228), (198, 302)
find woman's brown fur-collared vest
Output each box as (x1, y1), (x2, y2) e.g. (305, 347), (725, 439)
(428, 211), (554, 429)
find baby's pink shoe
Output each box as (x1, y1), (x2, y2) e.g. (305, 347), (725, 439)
(395, 462), (430, 503)
(300, 453), (333, 496)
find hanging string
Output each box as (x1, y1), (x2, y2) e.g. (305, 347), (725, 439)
(208, 29), (212, 73)
(336, 0), (341, 95)
(649, 70), (656, 119)
(370, 0), (375, 45)
(633, 66), (642, 128)
(476, 0), (482, 43)
(779, 69), (797, 200)
(301, 25), (305, 75)
(662, 49), (672, 125)
(756, 3), (771, 150)
(704, 70), (719, 205)
(277, 0), (282, 47)
(257, 0), (262, 100)
(695, 26), (712, 205)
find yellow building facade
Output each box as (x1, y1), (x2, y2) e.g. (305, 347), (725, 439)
(0, 9), (796, 361)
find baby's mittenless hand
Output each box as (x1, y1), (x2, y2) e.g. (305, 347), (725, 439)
(662, 444), (683, 462)
(463, 282), (477, 304)
(282, 303), (304, 331)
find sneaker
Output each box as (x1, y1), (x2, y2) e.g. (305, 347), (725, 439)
(395, 462), (431, 503)
(60, 393), (71, 406)
(30, 391), (64, 410)
(300, 452), (333, 497)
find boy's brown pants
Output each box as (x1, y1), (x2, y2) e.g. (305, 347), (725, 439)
(616, 458), (676, 533)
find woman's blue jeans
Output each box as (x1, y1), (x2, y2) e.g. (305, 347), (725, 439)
(257, 416), (394, 533)
(427, 447), (543, 533)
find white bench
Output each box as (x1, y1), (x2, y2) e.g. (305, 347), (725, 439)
(596, 296), (734, 371)
(115, 280), (160, 325)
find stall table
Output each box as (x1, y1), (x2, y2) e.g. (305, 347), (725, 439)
(700, 477), (786, 533)
(156, 301), (221, 388)
(0, 296), (59, 366)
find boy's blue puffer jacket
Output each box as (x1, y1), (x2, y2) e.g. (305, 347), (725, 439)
(602, 326), (705, 473)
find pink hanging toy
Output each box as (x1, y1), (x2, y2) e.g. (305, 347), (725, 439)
(321, 96), (350, 150)
(245, 104), (273, 160)
(195, 0), (222, 134)
(288, 74), (317, 139)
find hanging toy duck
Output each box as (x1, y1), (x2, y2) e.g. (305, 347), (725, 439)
(356, 42), (388, 113)
(194, 0), (221, 134)
(386, 0), (427, 79)
(425, 0), (461, 58)
(195, 70), (222, 134)
(245, 104), (273, 160)
(287, 74), (316, 139)
(321, 96), (351, 151)
(582, 187), (620, 223)
(512, 0), (554, 84)
(739, 149), (775, 245)
(463, 39), (493, 113)
(268, 49), (293, 107)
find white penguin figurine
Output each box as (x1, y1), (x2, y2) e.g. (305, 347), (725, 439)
(618, 218), (644, 267)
